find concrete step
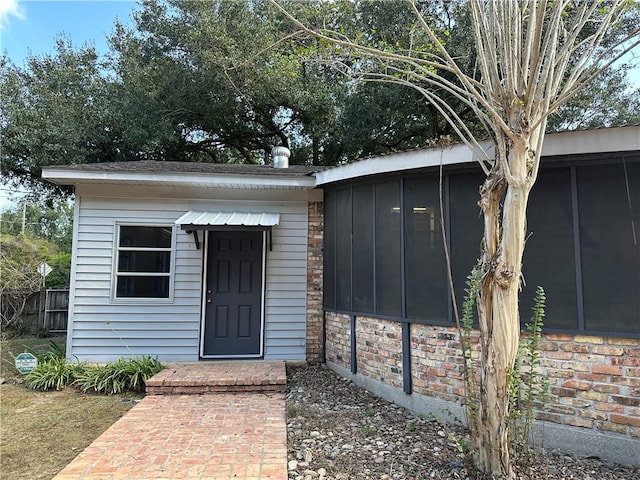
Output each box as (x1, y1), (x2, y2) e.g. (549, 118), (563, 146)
(145, 361), (287, 395)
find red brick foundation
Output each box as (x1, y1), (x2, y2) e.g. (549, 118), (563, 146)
(357, 316), (403, 389)
(306, 201), (323, 362)
(326, 314), (640, 441)
(325, 312), (350, 369)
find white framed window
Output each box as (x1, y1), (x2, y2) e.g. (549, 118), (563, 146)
(113, 224), (175, 302)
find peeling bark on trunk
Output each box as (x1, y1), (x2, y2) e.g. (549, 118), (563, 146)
(473, 133), (537, 480)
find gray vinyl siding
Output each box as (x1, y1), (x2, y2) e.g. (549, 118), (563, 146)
(68, 195), (309, 363)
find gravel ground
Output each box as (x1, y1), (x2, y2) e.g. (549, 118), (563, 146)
(286, 364), (640, 480)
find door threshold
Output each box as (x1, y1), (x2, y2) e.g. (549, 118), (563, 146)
(200, 355), (264, 360)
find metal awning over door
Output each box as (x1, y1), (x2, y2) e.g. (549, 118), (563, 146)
(175, 211), (280, 249)
(175, 211), (280, 229)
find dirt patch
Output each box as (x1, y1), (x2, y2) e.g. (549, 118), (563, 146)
(0, 336), (138, 480)
(286, 364), (639, 480)
(0, 383), (138, 480)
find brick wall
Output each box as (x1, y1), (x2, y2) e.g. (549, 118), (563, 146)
(540, 334), (640, 436)
(326, 317), (640, 441)
(411, 323), (478, 403)
(357, 317), (403, 389)
(305, 201), (324, 362)
(325, 312), (350, 369)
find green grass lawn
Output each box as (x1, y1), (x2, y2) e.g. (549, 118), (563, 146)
(1, 336), (137, 479)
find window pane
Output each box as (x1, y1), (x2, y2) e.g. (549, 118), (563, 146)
(336, 188), (352, 311)
(449, 171), (484, 320)
(404, 176), (448, 320)
(118, 251), (171, 273)
(375, 180), (402, 316)
(115, 225), (173, 299)
(520, 168), (577, 330)
(323, 189), (336, 309)
(117, 276), (170, 298)
(578, 160), (640, 334)
(120, 226), (172, 248)
(353, 184), (374, 313)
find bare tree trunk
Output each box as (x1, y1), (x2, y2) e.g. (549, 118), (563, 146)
(474, 133), (537, 479)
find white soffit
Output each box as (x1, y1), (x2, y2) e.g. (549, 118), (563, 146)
(175, 211), (280, 228)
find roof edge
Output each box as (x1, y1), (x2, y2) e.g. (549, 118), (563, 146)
(41, 169), (317, 189)
(316, 125), (640, 186)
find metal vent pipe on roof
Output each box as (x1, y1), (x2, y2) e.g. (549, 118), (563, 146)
(272, 146), (291, 169)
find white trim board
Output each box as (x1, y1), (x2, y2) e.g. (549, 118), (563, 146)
(315, 126), (640, 186)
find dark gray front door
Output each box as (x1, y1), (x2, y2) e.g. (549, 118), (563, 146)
(203, 231), (264, 357)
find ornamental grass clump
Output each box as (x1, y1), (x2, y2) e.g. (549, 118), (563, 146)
(23, 343), (163, 395)
(26, 356), (86, 391)
(24, 339), (85, 391)
(74, 355), (163, 395)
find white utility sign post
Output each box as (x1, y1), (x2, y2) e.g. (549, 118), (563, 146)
(38, 262), (53, 287)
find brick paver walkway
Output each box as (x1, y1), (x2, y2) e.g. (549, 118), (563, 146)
(53, 392), (287, 480)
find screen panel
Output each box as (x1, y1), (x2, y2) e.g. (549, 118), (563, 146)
(375, 180), (402, 316)
(404, 176), (448, 321)
(335, 188), (353, 311)
(449, 171), (485, 321)
(578, 160), (640, 334)
(353, 183), (375, 313)
(520, 167), (578, 330)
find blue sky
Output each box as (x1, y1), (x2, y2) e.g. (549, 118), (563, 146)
(1, 0), (139, 66)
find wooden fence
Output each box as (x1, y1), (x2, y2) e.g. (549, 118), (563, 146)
(44, 289), (69, 332)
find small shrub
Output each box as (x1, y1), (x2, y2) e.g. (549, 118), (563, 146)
(24, 339), (80, 391)
(75, 356), (163, 395)
(448, 433), (472, 458)
(508, 285), (549, 464)
(458, 264), (549, 467)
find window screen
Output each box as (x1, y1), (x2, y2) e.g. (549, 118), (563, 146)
(353, 184), (375, 313)
(578, 160), (640, 334)
(323, 189), (337, 309)
(404, 176), (448, 321)
(375, 181), (402, 316)
(336, 188), (353, 311)
(449, 171), (485, 319)
(520, 168), (578, 330)
(115, 225), (173, 299)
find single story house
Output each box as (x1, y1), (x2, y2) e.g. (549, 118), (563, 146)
(42, 125), (639, 464)
(42, 158), (324, 362)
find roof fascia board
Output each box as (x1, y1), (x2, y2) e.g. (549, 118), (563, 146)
(315, 126), (640, 186)
(540, 126), (640, 157)
(315, 143), (475, 186)
(41, 169), (316, 189)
